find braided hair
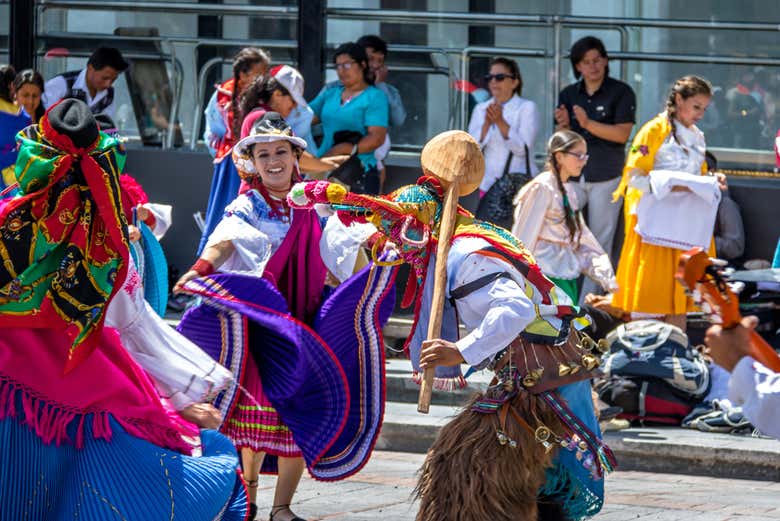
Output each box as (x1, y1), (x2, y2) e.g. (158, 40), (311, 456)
(546, 130), (585, 246)
(230, 47), (271, 140)
(666, 75), (712, 146)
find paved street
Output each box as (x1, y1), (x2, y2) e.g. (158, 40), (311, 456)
(256, 451), (780, 520)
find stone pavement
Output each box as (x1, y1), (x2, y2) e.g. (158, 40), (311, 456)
(255, 451), (780, 521)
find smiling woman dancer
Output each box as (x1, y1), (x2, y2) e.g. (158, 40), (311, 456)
(176, 112), (396, 521)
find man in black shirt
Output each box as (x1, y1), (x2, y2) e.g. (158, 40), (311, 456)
(555, 36), (636, 299)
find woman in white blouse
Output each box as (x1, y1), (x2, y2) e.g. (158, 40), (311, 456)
(468, 57), (539, 227)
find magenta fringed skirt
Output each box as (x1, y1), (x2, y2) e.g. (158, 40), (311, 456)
(224, 354), (302, 458)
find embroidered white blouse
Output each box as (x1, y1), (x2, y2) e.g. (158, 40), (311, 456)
(206, 189), (372, 282)
(633, 118), (720, 250)
(468, 94), (539, 192)
(511, 171), (617, 291)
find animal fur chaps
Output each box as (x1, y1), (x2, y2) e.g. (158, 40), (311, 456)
(414, 392), (564, 521)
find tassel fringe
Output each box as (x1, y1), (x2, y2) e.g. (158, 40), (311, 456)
(0, 376), (191, 454)
(411, 372), (467, 391)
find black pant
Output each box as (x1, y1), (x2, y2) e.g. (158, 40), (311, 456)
(537, 496), (572, 521)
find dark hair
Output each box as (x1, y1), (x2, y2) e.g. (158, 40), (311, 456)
(13, 69), (45, 121)
(239, 75), (290, 125)
(546, 130), (586, 245)
(88, 47), (129, 72)
(356, 35), (388, 56)
(230, 47), (272, 140)
(569, 36), (609, 80)
(490, 57), (523, 96)
(333, 42), (373, 85)
(666, 75), (712, 145)
(0, 64), (16, 103)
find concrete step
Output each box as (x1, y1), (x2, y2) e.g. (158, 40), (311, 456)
(384, 359), (488, 406)
(375, 401), (780, 481)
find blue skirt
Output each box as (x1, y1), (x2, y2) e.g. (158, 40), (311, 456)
(0, 413), (247, 520)
(198, 157), (242, 255)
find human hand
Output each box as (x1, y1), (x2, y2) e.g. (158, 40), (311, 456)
(128, 225), (141, 242)
(715, 172), (728, 192)
(572, 105), (590, 130)
(373, 65), (389, 84)
(554, 104), (570, 128)
(179, 403), (223, 430)
(173, 270), (200, 294)
(321, 155), (350, 168)
(704, 315), (758, 372)
(486, 102), (503, 124)
(419, 338), (466, 369)
(136, 204), (151, 223)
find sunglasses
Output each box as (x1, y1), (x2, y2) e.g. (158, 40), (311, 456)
(484, 73), (516, 82)
(564, 151), (589, 162)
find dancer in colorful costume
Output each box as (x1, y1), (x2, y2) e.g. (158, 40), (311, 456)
(288, 130), (614, 521)
(176, 112), (397, 521)
(0, 99), (247, 519)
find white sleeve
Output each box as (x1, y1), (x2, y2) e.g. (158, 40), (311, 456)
(42, 76), (67, 109)
(728, 356), (780, 439)
(205, 195), (273, 273)
(505, 101), (539, 161)
(467, 103), (488, 146)
(453, 255), (538, 366)
(145, 203), (173, 239)
(319, 217), (375, 282)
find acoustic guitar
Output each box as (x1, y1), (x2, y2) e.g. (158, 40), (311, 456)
(676, 247), (780, 372)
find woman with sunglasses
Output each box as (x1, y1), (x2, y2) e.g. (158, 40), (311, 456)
(468, 57), (539, 227)
(309, 42), (388, 194)
(511, 130), (617, 302)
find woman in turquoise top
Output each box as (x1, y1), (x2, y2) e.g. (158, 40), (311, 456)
(309, 42), (388, 194)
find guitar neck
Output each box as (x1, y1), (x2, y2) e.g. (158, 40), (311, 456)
(747, 329), (780, 373)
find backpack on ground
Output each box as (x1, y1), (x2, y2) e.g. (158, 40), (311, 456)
(595, 320), (710, 425)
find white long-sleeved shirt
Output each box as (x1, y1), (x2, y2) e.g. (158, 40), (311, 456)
(467, 94), (539, 192)
(448, 237), (538, 366)
(729, 356), (780, 439)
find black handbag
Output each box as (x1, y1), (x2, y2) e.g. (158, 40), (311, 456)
(327, 130), (365, 189)
(475, 145), (532, 230)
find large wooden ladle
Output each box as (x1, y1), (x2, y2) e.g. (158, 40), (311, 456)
(417, 130), (485, 414)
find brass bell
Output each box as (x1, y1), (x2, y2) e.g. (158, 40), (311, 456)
(503, 379), (515, 392)
(558, 363), (572, 376)
(535, 426), (551, 443)
(579, 335), (595, 351)
(581, 353), (600, 371)
(522, 368), (543, 388)
(496, 431), (508, 445)
(567, 362), (580, 375)
(596, 339), (609, 354)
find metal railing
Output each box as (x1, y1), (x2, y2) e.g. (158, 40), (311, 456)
(33, 3), (780, 165)
(40, 0), (298, 18)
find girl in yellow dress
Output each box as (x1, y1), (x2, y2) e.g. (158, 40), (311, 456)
(611, 76), (719, 330)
